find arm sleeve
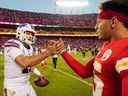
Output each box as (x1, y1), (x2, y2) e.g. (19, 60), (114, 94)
(4, 40), (23, 60)
(62, 51), (94, 78)
(115, 57), (128, 96)
(120, 70), (128, 96)
(5, 47), (23, 61)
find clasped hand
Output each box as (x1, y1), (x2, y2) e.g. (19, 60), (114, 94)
(46, 39), (65, 55)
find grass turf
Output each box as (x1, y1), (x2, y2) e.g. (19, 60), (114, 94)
(0, 51), (93, 96)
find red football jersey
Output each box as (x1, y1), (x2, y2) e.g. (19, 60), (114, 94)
(94, 39), (128, 96)
(62, 38), (128, 96)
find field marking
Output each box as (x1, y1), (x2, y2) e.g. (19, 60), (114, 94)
(47, 65), (93, 87)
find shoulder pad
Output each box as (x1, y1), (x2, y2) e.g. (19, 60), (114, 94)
(4, 39), (20, 48)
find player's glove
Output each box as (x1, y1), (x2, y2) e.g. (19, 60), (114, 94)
(34, 77), (49, 87)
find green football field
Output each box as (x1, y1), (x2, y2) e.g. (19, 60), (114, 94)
(0, 51), (93, 96)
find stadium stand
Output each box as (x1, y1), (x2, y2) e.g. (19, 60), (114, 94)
(0, 8), (97, 28)
(0, 7), (102, 51)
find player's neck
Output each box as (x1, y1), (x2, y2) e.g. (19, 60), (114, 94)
(111, 28), (128, 40)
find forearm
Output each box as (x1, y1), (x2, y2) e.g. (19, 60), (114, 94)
(26, 50), (50, 67)
(16, 49), (50, 67)
(62, 51), (94, 78)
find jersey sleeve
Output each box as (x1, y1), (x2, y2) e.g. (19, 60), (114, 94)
(115, 57), (128, 78)
(115, 57), (128, 96)
(4, 40), (23, 60)
(62, 51), (94, 78)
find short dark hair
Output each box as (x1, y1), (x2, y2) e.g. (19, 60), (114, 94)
(101, 1), (128, 28)
(101, 1), (128, 16)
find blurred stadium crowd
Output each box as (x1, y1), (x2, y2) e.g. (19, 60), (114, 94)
(0, 7), (102, 54)
(0, 8), (97, 28)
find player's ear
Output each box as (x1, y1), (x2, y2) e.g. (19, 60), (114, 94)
(110, 17), (118, 29)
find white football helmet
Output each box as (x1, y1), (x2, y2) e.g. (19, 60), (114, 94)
(16, 23), (36, 45)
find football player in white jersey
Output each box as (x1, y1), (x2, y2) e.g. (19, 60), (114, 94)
(4, 23), (55, 96)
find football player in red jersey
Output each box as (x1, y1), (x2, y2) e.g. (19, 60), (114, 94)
(54, 1), (128, 96)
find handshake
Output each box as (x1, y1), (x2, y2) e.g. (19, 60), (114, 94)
(45, 39), (66, 56)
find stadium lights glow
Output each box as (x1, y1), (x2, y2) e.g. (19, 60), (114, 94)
(56, 0), (89, 8)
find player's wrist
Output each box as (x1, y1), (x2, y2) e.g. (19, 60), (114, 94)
(40, 49), (51, 57)
(33, 68), (41, 76)
(46, 47), (57, 56)
(45, 48), (53, 56)
(60, 49), (67, 55)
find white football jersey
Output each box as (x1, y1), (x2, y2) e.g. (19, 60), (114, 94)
(4, 39), (34, 86)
